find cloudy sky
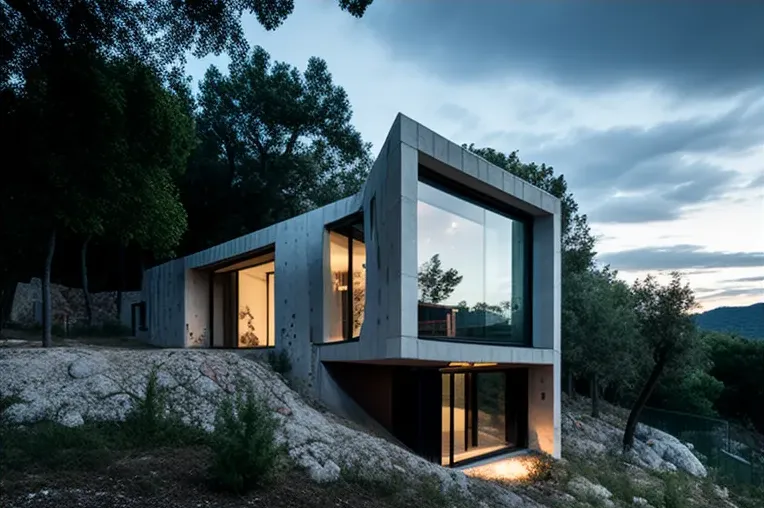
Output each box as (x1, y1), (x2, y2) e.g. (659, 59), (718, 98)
(187, 0), (764, 311)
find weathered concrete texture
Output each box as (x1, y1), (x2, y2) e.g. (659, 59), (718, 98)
(0, 348), (537, 506)
(528, 364), (560, 458)
(141, 259), (185, 347)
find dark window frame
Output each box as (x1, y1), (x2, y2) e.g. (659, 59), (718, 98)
(439, 367), (528, 468)
(327, 215), (365, 341)
(416, 171), (534, 348)
(208, 252), (277, 350)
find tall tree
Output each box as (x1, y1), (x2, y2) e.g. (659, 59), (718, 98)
(181, 46), (371, 252)
(418, 254), (463, 305)
(78, 57), (195, 326)
(623, 272), (698, 450)
(7, 49), (194, 341)
(563, 267), (640, 417)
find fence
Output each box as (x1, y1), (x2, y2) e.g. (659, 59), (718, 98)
(640, 406), (764, 488)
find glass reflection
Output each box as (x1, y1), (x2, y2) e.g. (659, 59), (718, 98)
(417, 181), (529, 344)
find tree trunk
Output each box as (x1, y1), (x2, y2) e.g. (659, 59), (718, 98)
(42, 229), (56, 347)
(81, 236), (93, 327)
(623, 353), (669, 451)
(567, 370), (574, 396)
(591, 373), (600, 418)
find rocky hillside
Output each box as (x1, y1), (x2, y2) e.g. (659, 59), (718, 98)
(0, 348), (760, 508)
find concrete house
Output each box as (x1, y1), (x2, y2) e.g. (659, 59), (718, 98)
(137, 114), (562, 467)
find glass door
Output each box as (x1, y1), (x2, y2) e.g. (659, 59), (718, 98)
(440, 369), (525, 466)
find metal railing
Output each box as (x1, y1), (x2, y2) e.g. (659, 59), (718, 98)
(640, 406), (763, 487)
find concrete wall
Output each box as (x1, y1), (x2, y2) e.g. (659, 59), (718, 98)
(141, 258), (185, 347)
(528, 363), (561, 458)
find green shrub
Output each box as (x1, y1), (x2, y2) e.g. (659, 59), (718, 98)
(121, 368), (205, 447)
(267, 348), (292, 375)
(208, 385), (282, 493)
(663, 473), (690, 508)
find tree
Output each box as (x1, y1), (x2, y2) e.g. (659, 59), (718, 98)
(6, 48), (194, 341)
(622, 272), (699, 450)
(78, 57), (196, 326)
(180, 46), (371, 252)
(1, 0), (375, 84)
(705, 332), (764, 433)
(563, 267), (640, 417)
(418, 254), (463, 305)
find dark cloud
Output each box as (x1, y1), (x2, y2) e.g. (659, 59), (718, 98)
(599, 245), (764, 272)
(697, 288), (763, 301)
(364, 1), (764, 97)
(722, 275), (764, 284)
(501, 97), (764, 223)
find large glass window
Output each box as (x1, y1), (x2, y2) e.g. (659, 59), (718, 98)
(417, 180), (530, 345)
(440, 369), (521, 466)
(211, 251), (276, 349)
(328, 222), (366, 342)
(237, 262), (275, 347)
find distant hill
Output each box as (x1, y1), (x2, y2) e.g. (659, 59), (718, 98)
(695, 303), (764, 340)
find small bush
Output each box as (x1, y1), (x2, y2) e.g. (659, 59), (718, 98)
(526, 452), (557, 482)
(0, 370), (206, 473)
(663, 473), (691, 508)
(267, 348), (292, 375)
(208, 385), (282, 494)
(121, 368), (206, 447)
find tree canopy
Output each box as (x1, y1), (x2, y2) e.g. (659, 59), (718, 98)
(180, 46), (371, 252)
(0, 0), (375, 83)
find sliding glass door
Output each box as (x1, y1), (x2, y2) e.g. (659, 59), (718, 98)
(440, 369), (527, 466)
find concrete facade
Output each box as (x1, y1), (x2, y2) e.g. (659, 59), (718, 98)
(139, 114), (562, 460)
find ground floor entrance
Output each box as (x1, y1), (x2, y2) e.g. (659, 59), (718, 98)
(439, 368), (528, 466)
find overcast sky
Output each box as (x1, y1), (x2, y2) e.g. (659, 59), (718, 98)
(187, 0), (764, 311)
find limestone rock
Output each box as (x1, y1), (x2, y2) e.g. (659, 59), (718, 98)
(568, 476), (614, 506)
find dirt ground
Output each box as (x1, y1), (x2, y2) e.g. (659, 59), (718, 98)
(0, 327), (154, 349)
(0, 447), (397, 508)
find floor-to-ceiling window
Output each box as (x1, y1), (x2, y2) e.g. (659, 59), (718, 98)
(417, 180), (531, 345)
(211, 251), (276, 348)
(440, 368), (527, 466)
(328, 219), (366, 342)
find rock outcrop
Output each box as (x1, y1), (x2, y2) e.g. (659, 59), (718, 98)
(562, 408), (707, 478)
(0, 348), (531, 505)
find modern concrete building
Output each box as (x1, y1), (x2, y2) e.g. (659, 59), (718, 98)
(138, 114), (562, 466)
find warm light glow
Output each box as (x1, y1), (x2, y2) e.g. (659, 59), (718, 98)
(446, 362), (498, 368)
(463, 455), (536, 482)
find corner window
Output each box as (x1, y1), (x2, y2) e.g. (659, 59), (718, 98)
(328, 220), (366, 342)
(417, 180), (531, 345)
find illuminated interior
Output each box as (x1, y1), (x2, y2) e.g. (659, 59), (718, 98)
(328, 222), (366, 342)
(237, 261), (275, 347)
(211, 251), (276, 348)
(440, 369), (526, 466)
